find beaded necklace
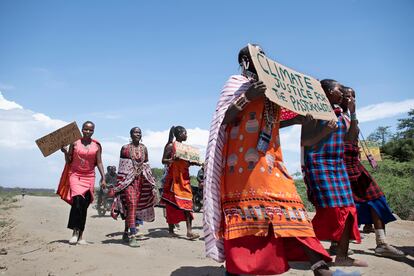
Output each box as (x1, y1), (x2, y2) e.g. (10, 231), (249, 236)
(130, 143), (142, 161)
(129, 143), (145, 175)
(263, 98), (279, 126)
(257, 98), (280, 154)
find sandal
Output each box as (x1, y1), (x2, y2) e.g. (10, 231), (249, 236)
(128, 236), (140, 247)
(335, 256), (368, 267)
(186, 233), (200, 240)
(69, 230), (79, 245)
(77, 239), (88, 245)
(375, 244), (405, 258)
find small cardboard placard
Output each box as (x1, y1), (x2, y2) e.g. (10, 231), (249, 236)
(173, 142), (202, 164)
(359, 143), (382, 162)
(248, 44), (337, 121)
(36, 121), (81, 157)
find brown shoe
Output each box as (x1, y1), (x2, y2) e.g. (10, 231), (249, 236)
(186, 233), (200, 240)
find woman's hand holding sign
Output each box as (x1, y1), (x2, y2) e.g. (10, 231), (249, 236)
(245, 81), (266, 101)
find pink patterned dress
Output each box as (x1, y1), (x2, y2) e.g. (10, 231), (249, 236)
(69, 139), (100, 203)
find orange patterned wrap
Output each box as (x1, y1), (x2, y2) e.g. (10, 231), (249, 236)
(221, 99), (315, 240)
(161, 158), (193, 211)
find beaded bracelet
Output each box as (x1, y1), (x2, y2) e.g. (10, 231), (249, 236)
(234, 93), (250, 111)
(350, 113), (357, 121)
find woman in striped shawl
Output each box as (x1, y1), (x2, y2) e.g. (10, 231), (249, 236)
(109, 127), (157, 247)
(203, 45), (346, 276)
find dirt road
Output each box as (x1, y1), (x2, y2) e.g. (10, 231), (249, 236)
(0, 196), (413, 275)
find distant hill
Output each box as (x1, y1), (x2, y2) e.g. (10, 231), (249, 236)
(0, 186), (56, 197)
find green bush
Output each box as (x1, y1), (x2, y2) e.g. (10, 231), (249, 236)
(294, 178), (315, 212)
(362, 158), (414, 220)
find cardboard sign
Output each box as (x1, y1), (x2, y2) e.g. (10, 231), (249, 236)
(248, 44), (337, 121)
(173, 141), (202, 164)
(359, 143), (382, 162)
(36, 122), (82, 157)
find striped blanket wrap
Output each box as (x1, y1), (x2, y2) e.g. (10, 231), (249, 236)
(203, 75), (251, 262)
(111, 144), (157, 222)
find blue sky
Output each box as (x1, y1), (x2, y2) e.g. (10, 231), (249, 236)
(1, 0), (413, 188)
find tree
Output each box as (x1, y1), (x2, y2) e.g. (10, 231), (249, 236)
(151, 168), (164, 182)
(397, 109), (414, 139)
(382, 138), (414, 162)
(379, 110), (414, 162)
(367, 126), (392, 146)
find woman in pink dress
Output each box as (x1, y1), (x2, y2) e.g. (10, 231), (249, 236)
(61, 121), (106, 245)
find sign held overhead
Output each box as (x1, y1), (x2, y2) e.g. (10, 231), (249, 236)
(248, 44), (337, 121)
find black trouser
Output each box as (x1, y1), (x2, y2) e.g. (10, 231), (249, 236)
(67, 191), (91, 231)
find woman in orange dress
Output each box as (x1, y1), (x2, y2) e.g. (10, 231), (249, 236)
(60, 121), (106, 245)
(161, 126), (200, 239)
(203, 45), (338, 276)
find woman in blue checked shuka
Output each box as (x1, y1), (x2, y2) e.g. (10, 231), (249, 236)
(301, 79), (368, 267)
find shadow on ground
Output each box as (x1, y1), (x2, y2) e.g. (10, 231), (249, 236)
(48, 239), (69, 245)
(288, 261), (311, 271)
(146, 227), (202, 241)
(90, 214), (111, 218)
(105, 231), (124, 238)
(101, 238), (127, 245)
(396, 246), (414, 257)
(170, 265), (225, 276)
(353, 248), (414, 268)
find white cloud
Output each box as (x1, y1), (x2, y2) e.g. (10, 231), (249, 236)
(280, 125), (301, 153)
(358, 99), (414, 123)
(0, 91), (412, 189)
(279, 126), (302, 175)
(101, 141), (124, 168)
(32, 113), (67, 129)
(0, 92), (22, 110)
(0, 88), (208, 188)
(0, 92), (69, 188)
(0, 92), (67, 149)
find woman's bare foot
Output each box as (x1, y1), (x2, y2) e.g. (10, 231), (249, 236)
(334, 256), (368, 267)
